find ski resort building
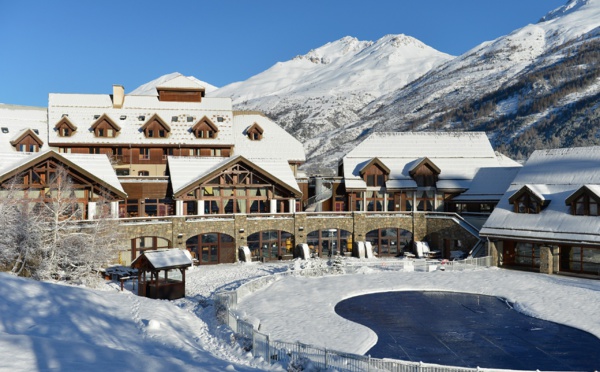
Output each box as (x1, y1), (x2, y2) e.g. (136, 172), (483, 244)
(2, 76), (598, 278)
(480, 147), (600, 277)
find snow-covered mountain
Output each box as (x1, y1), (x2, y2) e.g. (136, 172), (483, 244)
(210, 34), (453, 144)
(134, 0), (600, 175)
(303, 0), (600, 172)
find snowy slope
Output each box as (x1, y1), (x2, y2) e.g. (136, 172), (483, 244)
(3, 260), (599, 371)
(210, 35), (453, 144)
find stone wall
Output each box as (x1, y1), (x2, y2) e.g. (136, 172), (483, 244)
(116, 212), (481, 264)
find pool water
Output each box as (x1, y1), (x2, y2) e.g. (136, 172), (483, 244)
(335, 291), (600, 371)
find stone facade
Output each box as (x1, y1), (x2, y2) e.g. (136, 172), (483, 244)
(116, 212), (481, 265)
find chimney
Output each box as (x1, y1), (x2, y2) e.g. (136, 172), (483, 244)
(112, 84), (125, 108)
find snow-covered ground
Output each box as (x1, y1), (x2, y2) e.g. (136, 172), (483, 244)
(1, 258), (599, 371)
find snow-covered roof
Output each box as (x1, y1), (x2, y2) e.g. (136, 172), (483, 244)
(0, 149), (125, 197)
(168, 155), (302, 196)
(0, 104), (48, 153)
(481, 146), (600, 244)
(157, 75), (205, 90)
(48, 93), (234, 146)
(131, 249), (192, 270)
(342, 132), (513, 190)
(453, 167), (521, 202)
(232, 112), (305, 163)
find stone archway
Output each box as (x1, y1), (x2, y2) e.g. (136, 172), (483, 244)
(185, 232), (235, 265)
(246, 230), (295, 261)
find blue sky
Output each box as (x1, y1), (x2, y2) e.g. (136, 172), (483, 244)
(1, 1), (567, 107)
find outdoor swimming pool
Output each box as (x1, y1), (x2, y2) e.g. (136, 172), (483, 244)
(335, 291), (600, 371)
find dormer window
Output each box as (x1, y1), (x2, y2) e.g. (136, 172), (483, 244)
(566, 186), (600, 216)
(10, 128), (43, 153)
(91, 114), (120, 138)
(192, 116), (219, 139)
(247, 122), (264, 141)
(54, 116), (77, 137)
(359, 157), (390, 187)
(509, 186), (546, 214)
(140, 114), (171, 139)
(408, 157), (440, 187)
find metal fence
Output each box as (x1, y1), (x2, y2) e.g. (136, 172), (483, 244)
(214, 256), (528, 372)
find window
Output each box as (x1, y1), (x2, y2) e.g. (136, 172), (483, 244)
(416, 190), (434, 211)
(89, 147), (101, 154)
(61, 128), (70, 136)
(139, 148), (150, 160)
(116, 168), (130, 176)
(138, 171), (150, 176)
(98, 129), (104, 137)
(59, 147), (72, 153)
(193, 117), (219, 139)
(514, 194), (540, 214)
(573, 195), (599, 216)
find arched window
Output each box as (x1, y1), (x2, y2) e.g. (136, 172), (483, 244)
(247, 230), (294, 261)
(366, 228), (412, 257)
(185, 233), (235, 264)
(306, 229), (352, 257)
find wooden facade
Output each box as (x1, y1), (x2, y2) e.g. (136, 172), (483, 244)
(0, 152), (126, 220)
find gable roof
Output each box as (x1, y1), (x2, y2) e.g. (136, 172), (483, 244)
(53, 116), (78, 131)
(408, 157), (441, 176)
(47, 93), (234, 146)
(481, 146), (600, 245)
(246, 122), (264, 135)
(131, 249), (192, 270)
(359, 157), (390, 176)
(168, 155), (302, 198)
(10, 128), (44, 147)
(157, 75), (205, 91)
(232, 113), (305, 163)
(342, 132), (509, 190)
(565, 185), (600, 205)
(140, 114), (171, 133)
(192, 116), (218, 132)
(0, 149), (126, 199)
(91, 113), (121, 132)
(508, 184), (546, 204)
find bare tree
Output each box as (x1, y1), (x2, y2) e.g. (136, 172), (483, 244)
(1, 166), (123, 286)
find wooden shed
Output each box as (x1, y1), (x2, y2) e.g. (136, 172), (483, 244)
(131, 249), (193, 300)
